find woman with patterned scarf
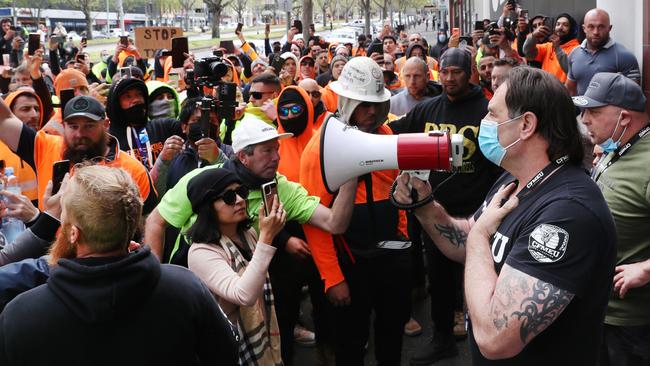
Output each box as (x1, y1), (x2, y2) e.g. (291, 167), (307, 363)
(187, 168), (286, 365)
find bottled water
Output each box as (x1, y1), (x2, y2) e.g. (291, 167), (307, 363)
(1, 167), (26, 246)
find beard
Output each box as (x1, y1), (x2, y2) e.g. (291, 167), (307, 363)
(63, 132), (109, 164)
(48, 223), (77, 266)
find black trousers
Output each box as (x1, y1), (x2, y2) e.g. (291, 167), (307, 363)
(600, 323), (650, 366)
(269, 244), (333, 365)
(333, 249), (412, 366)
(423, 234), (464, 335)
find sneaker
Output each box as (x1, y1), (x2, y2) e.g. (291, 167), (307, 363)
(404, 317), (423, 337)
(454, 311), (467, 340)
(409, 331), (458, 365)
(294, 325), (316, 347)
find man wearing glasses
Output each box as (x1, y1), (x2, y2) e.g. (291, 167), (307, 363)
(298, 55), (317, 81)
(298, 78), (328, 129)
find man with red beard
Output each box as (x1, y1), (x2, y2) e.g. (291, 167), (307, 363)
(0, 165), (238, 365)
(0, 95), (156, 213)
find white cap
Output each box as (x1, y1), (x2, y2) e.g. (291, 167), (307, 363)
(329, 56), (391, 103)
(232, 117), (293, 153)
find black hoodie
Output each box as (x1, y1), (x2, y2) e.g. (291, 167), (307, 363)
(389, 85), (502, 216)
(107, 78), (182, 169)
(0, 247), (239, 365)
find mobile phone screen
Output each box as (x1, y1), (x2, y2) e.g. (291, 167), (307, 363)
(52, 160), (70, 195)
(293, 20), (303, 33)
(60, 88), (75, 111)
(171, 37), (189, 68)
(236, 23), (243, 34)
(28, 34), (40, 56)
(474, 21), (484, 31)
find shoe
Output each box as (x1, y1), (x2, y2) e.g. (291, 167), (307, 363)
(404, 317), (423, 337)
(409, 331), (458, 365)
(294, 325), (316, 347)
(454, 311), (467, 340)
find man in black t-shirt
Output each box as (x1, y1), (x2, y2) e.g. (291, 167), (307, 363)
(394, 67), (616, 365)
(390, 48), (502, 364)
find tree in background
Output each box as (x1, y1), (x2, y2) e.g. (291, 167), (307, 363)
(204, 0), (233, 38)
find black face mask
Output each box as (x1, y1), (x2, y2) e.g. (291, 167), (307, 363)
(279, 112), (308, 136)
(123, 103), (148, 129)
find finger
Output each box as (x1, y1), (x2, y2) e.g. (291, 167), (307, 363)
(613, 272), (623, 283)
(271, 195), (279, 211)
(619, 284), (628, 299)
(0, 189), (18, 202)
(614, 265), (625, 273)
(44, 180), (53, 201)
(258, 202), (266, 219)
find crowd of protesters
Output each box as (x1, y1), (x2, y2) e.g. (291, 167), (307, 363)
(0, 2), (647, 365)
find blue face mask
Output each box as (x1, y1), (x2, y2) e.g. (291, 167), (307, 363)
(478, 115), (523, 166)
(598, 111), (627, 154)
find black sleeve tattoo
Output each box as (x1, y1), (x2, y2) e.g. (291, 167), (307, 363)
(512, 280), (573, 344)
(433, 224), (467, 248)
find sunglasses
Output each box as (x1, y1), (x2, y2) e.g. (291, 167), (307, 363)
(250, 91), (274, 99)
(300, 60), (315, 67)
(278, 104), (304, 117)
(305, 90), (321, 98)
(217, 186), (249, 205)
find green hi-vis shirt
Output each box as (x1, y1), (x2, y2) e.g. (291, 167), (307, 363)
(596, 136), (650, 326)
(158, 164), (320, 260)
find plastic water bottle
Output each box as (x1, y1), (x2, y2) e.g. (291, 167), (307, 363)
(1, 167), (26, 246)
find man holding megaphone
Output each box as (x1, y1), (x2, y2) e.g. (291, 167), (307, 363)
(299, 56), (413, 365)
(393, 67), (616, 364)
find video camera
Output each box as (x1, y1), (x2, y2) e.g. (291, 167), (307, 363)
(193, 50), (231, 88)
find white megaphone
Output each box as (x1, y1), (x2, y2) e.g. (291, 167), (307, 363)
(320, 116), (465, 193)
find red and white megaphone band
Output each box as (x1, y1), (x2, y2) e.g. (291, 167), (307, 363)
(320, 116), (465, 193)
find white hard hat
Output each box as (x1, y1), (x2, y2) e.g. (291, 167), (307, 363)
(329, 56), (391, 103)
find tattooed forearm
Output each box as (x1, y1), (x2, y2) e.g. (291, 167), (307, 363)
(434, 224), (468, 248)
(511, 280), (573, 344)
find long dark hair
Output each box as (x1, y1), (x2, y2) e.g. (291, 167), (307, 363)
(187, 197), (252, 245)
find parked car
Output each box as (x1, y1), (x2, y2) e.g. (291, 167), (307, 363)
(91, 30), (109, 39)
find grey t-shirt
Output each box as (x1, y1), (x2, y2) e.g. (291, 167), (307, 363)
(389, 90), (434, 117)
(567, 38), (640, 95)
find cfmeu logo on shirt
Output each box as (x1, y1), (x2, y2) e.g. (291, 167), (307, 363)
(528, 224), (568, 263)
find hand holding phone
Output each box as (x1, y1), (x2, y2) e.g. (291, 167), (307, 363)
(261, 181), (278, 216)
(235, 23), (243, 35)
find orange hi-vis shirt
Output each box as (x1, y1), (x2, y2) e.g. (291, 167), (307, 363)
(299, 120), (408, 291)
(33, 129), (156, 211)
(533, 38), (580, 83)
(0, 142), (37, 201)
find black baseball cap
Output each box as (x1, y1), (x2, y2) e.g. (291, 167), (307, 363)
(572, 72), (647, 112)
(63, 96), (106, 122)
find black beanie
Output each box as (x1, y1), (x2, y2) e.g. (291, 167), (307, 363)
(187, 168), (242, 213)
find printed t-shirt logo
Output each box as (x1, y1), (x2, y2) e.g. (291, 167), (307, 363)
(528, 224), (568, 263)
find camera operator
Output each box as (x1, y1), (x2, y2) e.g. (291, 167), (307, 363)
(523, 13), (579, 83)
(151, 96), (233, 196)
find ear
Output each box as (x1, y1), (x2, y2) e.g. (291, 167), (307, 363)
(69, 225), (80, 245)
(520, 112), (538, 140)
(103, 118), (110, 130)
(619, 109), (632, 127)
(236, 150), (249, 166)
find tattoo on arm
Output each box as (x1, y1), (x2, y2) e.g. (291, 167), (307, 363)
(511, 280), (573, 344)
(434, 224), (468, 248)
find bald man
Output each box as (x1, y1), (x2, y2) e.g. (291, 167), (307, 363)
(298, 78), (328, 128)
(389, 58), (440, 116)
(566, 8), (640, 95)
